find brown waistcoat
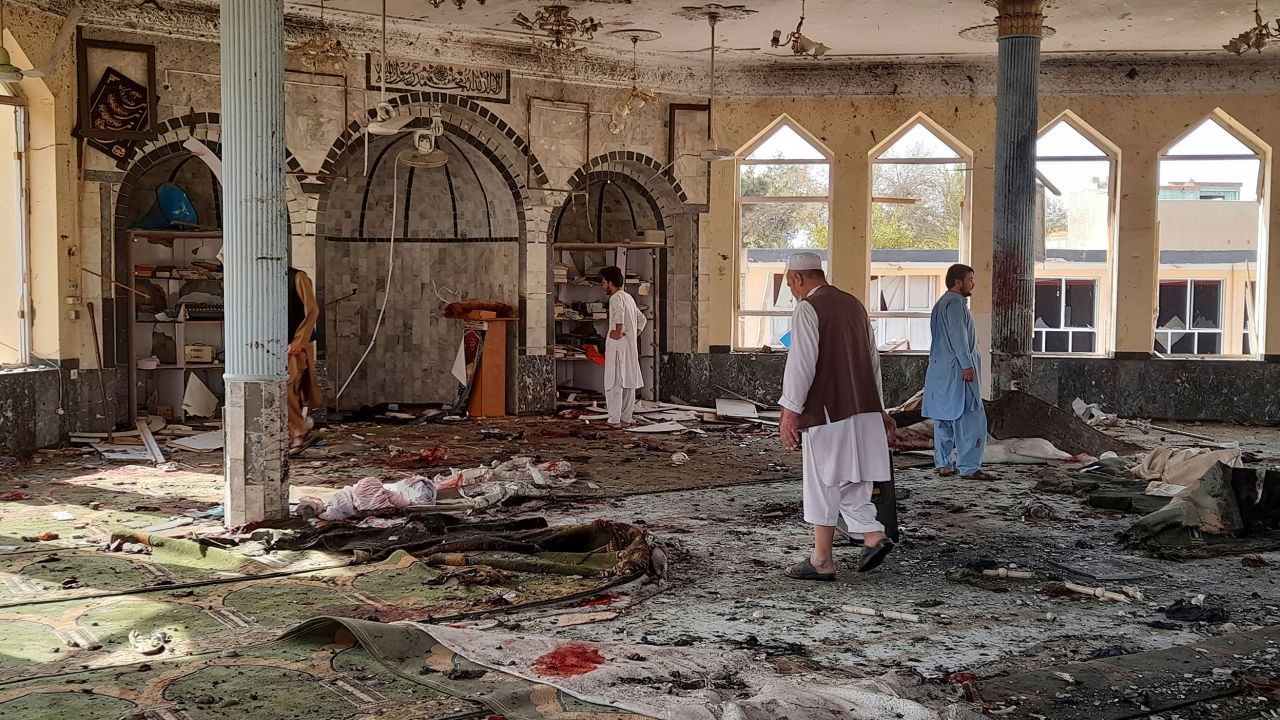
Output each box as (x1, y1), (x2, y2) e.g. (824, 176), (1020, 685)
(797, 285), (883, 430)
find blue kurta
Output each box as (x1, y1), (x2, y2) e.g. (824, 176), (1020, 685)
(923, 292), (981, 421)
(923, 292), (987, 475)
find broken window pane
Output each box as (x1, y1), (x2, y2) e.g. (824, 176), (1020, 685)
(1156, 279), (1224, 355)
(869, 274), (937, 352)
(1035, 278), (1098, 353)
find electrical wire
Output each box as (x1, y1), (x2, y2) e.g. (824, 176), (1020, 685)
(335, 143), (400, 400)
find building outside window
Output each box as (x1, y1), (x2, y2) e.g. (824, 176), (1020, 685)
(0, 85), (29, 368)
(1035, 114), (1114, 354)
(1156, 114), (1264, 356)
(735, 119), (831, 349)
(870, 117), (970, 352)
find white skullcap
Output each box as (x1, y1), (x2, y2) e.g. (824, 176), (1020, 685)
(785, 252), (823, 272)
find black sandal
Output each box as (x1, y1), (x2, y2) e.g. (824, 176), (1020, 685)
(785, 557), (836, 582)
(857, 539), (895, 573)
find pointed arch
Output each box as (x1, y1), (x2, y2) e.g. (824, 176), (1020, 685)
(867, 113), (972, 352)
(1039, 110), (1120, 159)
(736, 114), (832, 161)
(871, 112), (972, 163)
(732, 114), (832, 350)
(1156, 108), (1270, 357)
(1032, 110), (1119, 356)
(1163, 108), (1269, 158)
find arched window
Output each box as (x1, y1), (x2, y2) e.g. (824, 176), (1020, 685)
(1156, 113), (1266, 356)
(1034, 114), (1116, 355)
(870, 116), (970, 352)
(734, 118), (831, 350)
(0, 84), (28, 367)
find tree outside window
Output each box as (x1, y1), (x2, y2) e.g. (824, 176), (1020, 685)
(736, 121), (831, 349)
(869, 119), (970, 352)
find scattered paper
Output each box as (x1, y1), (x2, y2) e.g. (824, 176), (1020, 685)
(626, 422), (689, 434)
(52, 511), (75, 521)
(91, 443), (154, 461)
(182, 374), (219, 417)
(451, 338), (468, 386)
(169, 429), (224, 452)
(716, 398), (759, 419)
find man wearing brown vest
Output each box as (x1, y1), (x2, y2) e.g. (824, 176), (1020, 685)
(778, 252), (897, 581)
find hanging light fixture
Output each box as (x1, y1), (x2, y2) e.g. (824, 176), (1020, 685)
(511, 4), (602, 53)
(607, 30), (660, 134)
(290, 0), (351, 73)
(1224, 0), (1280, 54)
(770, 0), (829, 58)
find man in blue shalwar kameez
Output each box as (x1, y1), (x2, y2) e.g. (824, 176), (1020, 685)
(923, 264), (993, 480)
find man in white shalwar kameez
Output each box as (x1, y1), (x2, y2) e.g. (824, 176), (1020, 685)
(778, 253), (897, 581)
(601, 266), (646, 426)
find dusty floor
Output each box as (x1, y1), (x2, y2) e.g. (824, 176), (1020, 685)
(3, 415), (1280, 718)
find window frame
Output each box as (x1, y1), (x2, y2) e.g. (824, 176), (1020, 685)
(869, 273), (938, 352)
(1155, 278), (1226, 356)
(869, 119), (972, 353)
(1, 85), (30, 368)
(733, 120), (833, 351)
(1157, 114), (1266, 357)
(1034, 115), (1117, 356)
(1032, 277), (1100, 355)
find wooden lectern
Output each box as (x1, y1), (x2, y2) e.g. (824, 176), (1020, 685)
(459, 310), (517, 418)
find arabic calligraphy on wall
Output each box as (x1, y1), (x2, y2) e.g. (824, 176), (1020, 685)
(366, 55), (511, 103)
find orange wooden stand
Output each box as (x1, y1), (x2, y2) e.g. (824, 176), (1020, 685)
(461, 311), (517, 418)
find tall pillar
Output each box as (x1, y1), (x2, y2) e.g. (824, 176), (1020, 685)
(988, 0), (1044, 395)
(220, 0), (289, 526)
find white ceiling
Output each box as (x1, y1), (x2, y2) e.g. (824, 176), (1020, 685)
(288, 0), (1268, 61)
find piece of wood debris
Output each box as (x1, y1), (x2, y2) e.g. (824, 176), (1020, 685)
(1063, 581), (1131, 603)
(840, 604), (921, 623)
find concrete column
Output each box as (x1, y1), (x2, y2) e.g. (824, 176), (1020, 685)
(1113, 146), (1160, 355)
(988, 0), (1044, 395)
(831, 150), (871, 303)
(220, 0), (289, 526)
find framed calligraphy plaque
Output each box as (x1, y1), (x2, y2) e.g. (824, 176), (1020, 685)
(76, 32), (158, 142)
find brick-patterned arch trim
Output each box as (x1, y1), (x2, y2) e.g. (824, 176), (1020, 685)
(112, 112), (309, 236)
(549, 171), (667, 244)
(315, 91), (550, 201)
(313, 94), (550, 356)
(566, 152), (690, 206)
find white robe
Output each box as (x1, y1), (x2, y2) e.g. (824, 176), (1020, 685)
(604, 289), (646, 390)
(779, 291), (890, 531)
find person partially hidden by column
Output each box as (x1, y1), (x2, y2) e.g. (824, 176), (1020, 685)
(924, 263), (993, 480)
(287, 267), (323, 455)
(600, 265), (646, 428)
(777, 252), (897, 581)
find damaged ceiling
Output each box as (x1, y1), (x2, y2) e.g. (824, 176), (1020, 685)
(283, 0), (1270, 61)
